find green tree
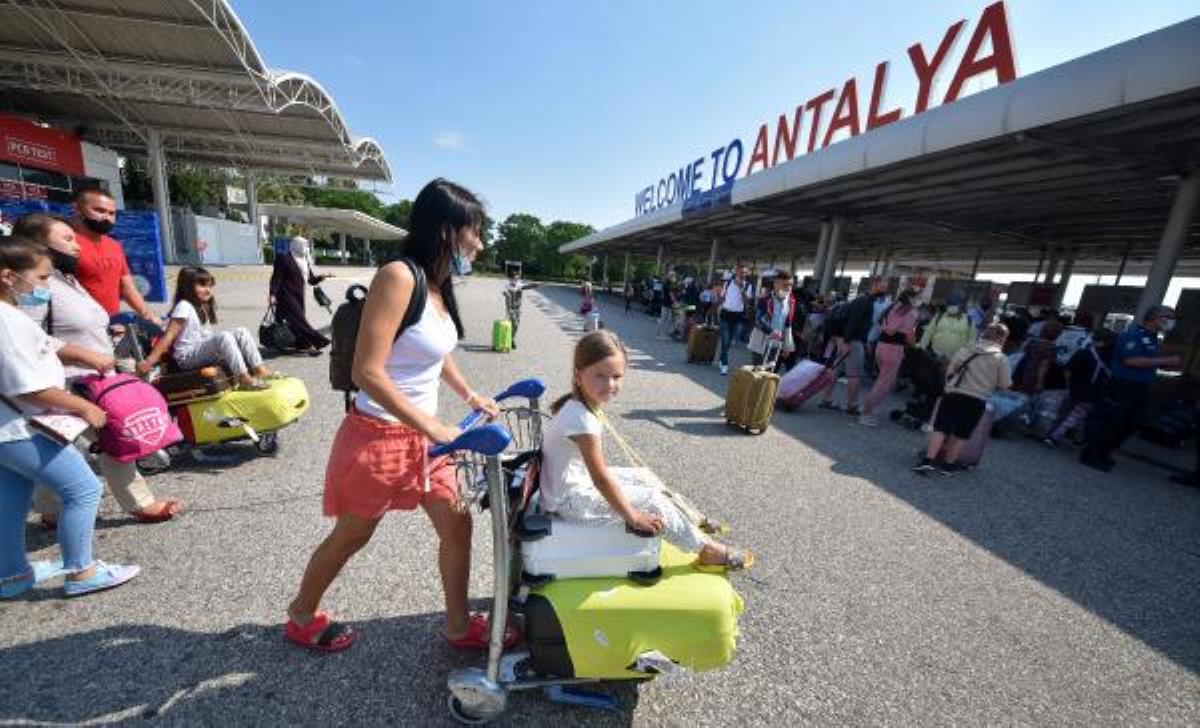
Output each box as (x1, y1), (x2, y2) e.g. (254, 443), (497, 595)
(255, 176), (305, 206)
(494, 213), (547, 274)
(302, 187), (385, 218)
(544, 221), (595, 279)
(383, 199), (412, 230)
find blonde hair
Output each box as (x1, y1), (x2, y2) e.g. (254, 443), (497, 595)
(551, 330), (628, 414)
(982, 322), (1009, 343)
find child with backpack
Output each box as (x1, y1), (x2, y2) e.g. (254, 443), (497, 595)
(914, 323), (1011, 475)
(137, 266), (273, 389)
(541, 330), (753, 571)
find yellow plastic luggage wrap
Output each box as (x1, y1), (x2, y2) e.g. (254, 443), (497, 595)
(527, 544), (744, 680)
(180, 377), (310, 445)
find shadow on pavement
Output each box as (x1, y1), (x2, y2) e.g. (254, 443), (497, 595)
(533, 282), (1200, 675)
(0, 616), (639, 726)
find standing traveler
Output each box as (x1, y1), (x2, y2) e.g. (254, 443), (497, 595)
(919, 293), (975, 362)
(860, 288), (919, 426)
(284, 179), (507, 653)
(269, 236), (331, 355)
(716, 266), (753, 375)
(69, 188), (154, 320)
(1080, 306), (1181, 472)
(0, 236), (140, 598)
(1043, 330), (1114, 447)
(14, 214), (181, 525)
(817, 277), (887, 415)
(748, 272), (796, 369)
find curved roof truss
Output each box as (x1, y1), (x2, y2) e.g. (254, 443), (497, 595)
(0, 0), (391, 181)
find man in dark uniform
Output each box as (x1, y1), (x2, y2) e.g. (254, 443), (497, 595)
(1081, 305), (1181, 472)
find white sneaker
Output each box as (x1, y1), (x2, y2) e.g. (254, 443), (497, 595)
(858, 414), (878, 427)
(719, 364), (729, 375)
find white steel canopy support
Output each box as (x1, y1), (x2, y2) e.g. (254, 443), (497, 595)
(812, 221), (831, 286)
(146, 128), (174, 261)
(1137, 174), (1200, 318)
(820, 217), (846, 295)
(707, 238), (719, 283)
(244, 169), (260, 252)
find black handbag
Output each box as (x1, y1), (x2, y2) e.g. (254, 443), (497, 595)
(259, 305), (296, 351)
(312, 284), (332, 312)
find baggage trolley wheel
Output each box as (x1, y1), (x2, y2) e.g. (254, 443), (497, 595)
(254, 432), (279, 455)
(136, 449), (172, 474)
(447, 694), (491, 725)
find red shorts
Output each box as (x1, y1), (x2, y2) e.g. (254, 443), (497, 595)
(323, 409), (457, 519)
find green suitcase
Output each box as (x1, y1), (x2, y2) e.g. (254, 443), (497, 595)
(492, 319), (513, 352)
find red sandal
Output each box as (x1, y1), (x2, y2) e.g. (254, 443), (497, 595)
(443, 612), (521, 650)
(285, 611), (357, 653)
(132, 500), (183, 524)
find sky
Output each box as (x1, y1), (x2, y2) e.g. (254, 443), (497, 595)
(234, 0), (1197, 230)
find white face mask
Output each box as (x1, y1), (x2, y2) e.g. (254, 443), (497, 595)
(946, 305), (961, 315)
(1163, 319), (1177, 334)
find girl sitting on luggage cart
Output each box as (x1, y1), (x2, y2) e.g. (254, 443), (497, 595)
(914, 323), (1011, 476)
(137, 266), (274, 390)
(543, 330), (753, 571)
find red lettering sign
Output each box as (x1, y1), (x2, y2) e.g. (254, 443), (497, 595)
(0, 113), (85, 176)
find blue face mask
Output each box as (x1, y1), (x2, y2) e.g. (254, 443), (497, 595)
(15, 274), (51, 307)
(451, 247), (472, 276)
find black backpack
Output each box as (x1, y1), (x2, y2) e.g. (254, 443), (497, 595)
(329, 257), (427, 411)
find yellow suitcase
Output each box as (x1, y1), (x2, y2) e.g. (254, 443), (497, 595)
(724, 341), (781, 434)
(177, 377), (309, 446)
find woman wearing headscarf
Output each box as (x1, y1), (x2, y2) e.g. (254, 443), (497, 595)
(269, 236), (330, 355)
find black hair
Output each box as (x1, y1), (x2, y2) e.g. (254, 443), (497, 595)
(71, 186), (113, 204)
(12, 213), (71, 243)
(173, 266), (218, 323)
(0, 235), (49, 274)
(401, 178), (484, 339)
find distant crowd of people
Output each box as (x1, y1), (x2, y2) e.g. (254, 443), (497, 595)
(620, 266), (1194, 483)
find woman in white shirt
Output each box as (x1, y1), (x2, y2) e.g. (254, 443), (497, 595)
(284, 179), (504, 653)
(14, 213), (181, 525)
(0, 236), (139, 599)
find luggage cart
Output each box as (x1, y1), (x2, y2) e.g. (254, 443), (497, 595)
(440, 378), (744, 724)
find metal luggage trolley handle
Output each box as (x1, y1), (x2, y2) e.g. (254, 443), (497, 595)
(436, 379), (593, 724)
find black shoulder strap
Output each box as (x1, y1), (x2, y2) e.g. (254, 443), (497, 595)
(43, 299), (53, 335)
(395, 257), (427, 340)
(949, 352), (984, 386)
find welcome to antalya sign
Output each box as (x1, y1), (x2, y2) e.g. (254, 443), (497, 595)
(634, 1), (1018, 217)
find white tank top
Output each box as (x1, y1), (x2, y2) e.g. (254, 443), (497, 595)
(354, 298), (458, 419)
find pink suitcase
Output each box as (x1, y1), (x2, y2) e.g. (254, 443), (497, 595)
(778, 354), (845, 411)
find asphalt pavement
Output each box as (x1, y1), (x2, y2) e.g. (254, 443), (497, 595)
(2, 267), (1198, 726)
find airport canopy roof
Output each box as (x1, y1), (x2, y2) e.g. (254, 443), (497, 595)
(0, 0), (390, 181)
(561, 17), (1200, 276)
(259, 202), (406, 240)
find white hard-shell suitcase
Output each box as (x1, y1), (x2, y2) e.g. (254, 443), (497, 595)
(518, 492), (662, 583)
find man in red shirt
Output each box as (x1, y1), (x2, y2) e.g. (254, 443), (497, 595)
(71, 188), (155, 319)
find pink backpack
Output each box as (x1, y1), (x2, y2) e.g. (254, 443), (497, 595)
(76, 373), (182, 463)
